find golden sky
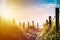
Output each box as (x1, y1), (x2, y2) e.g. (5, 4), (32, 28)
(0, 0), (56, 28)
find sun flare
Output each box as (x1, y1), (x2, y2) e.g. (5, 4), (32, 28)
(0, 7), (14, 20)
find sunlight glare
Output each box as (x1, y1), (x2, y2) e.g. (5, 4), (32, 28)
(1, 7), (14, 20)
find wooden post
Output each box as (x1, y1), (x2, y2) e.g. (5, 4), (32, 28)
(32, 20), (34, 27)
(56, 8), (59, 32)
(19, 22), (21, 28)
(37, 23), (39, 29)
(23, 22), (25, 29)
(28, 22), (29, 28)
(49, 16), (52, 28)
(46, 19), (48, 25)
(55, 8), (59, 40)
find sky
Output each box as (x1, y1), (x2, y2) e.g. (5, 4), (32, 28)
(56, 0), (60, 18)
(57, 0), (60, 7)
(0, 0), (59, 28)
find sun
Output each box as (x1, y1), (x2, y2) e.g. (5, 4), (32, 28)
(1, 7), (14, 20)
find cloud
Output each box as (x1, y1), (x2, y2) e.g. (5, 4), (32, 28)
(14, 3), (56, 25)
(7, 0), (56, 7)
(0, 0), (56, 27)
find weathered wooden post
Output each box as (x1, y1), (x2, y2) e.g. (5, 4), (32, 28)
(32, 20), (34, 27)
(23, 22), (25, 30)
(56, 8), (60, 40)
(55, 8), (59, 40)
(49, 16), (52, 28)
(28, 21), (29, 28)
(56, 8), (59, 32)
(37, 23), (39, 29)
(19, 22), (21, 28)
(46, 19), (49, 25)
(52, 8), (59, 40)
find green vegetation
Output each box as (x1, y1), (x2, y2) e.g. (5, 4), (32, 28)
(41, 21), (60, 40)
